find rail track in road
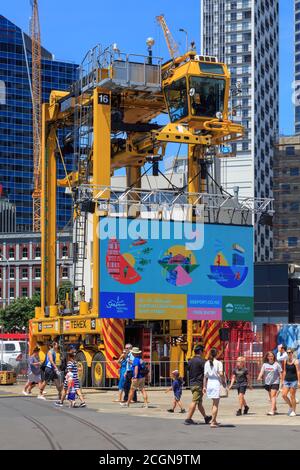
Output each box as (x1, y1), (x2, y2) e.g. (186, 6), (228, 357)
(0, 396), (127, 450)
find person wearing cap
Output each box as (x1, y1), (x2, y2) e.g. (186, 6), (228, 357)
(165, 370), (185, 413)
(23, 346), (42, 396)
(184, 344), (212, 425)
(122, 343), (137, 404)
(122, 347), (149, 408)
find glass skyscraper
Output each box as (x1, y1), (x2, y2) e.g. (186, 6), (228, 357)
(0, 15), (78, 231)
(201, 0), (279, 262)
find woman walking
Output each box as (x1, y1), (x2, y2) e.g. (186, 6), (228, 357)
(281, 349), (300, 416)
(23, 346), (42, 395)
(116, 349), (128, 403)
(203, 348), (225, 428)
(257, 351), (282, 415)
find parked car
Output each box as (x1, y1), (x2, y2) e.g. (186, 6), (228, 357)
(0, 341), (28, 373)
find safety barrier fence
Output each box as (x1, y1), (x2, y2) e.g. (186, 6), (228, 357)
(13, 358), (268, 389)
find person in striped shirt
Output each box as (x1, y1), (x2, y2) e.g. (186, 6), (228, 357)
(55, 346), (86, 407)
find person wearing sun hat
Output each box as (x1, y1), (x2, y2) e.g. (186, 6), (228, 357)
(121, 346), (149, 408)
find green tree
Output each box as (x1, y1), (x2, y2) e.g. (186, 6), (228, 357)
(0, 294), (40, 332)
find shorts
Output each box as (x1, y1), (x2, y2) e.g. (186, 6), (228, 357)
(283, 380), (298, 389)
(68, 392), (76, 401)
(237, 385), (247, 395)
(191, 385), (203, 404)
(174, 393), (182, 402)
(264, 384), (280, 392)
(44, 367), (59, 383)
(131, 378), (145, 391)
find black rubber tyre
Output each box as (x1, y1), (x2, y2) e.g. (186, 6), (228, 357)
(75, 351), (88, 387)
(91, 351), (106, 387)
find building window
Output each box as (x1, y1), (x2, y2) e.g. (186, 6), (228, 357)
(286, 146), (295, 156)
(22, 268), (28, 279)
(22, 246), (28, 259)
(0, 268), (2, 280)
(288, 237), (298, 247)
(35, 287), (41, 295)
(62, 267), (69, 279)
(35, 246), (41, 259)
(290, 202), (299, 212)
(35, 268), (41, 279)
(22, 287), (28, 298)
(10, 287), (14, 299)
(62, 245), (68, 257)
(9, 267), (15, 280)
(9, 247), (14, 259)
(290, 168), (299, 176)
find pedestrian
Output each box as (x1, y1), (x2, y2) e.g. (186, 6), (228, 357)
(165, 369), (185, 413)
(228, 356), (251, 416)
(184, 344), (212, 425)
(122, 347), (149, 408)
(55, 346), (86, 407)
(23, 346), (42, 396)
(276, 344), (288, 366)
(281, 348), (300, 417)
(65, 366), (76, 408)
(257, 351), (282, 415)
(203, 347), (224, 428)
(38, 341), (62, 400)
(115, 348), (128, 403)
(122, 343), (137, 404)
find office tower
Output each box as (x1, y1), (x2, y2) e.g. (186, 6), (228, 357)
(201, 0), (279, 261)
(296, 0), (300, 133)
(0, 15), (78, 231)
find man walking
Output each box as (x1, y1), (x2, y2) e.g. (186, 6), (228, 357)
(184, 344), (212, 425)
(38, 340), (62, 400)
(122, 347), (149, 408)
(122, 343), (137, 403)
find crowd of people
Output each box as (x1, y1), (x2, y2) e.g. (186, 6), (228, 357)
(22, 340), (300, 425)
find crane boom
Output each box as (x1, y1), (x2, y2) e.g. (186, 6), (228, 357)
(31, 0), (42, 232)
(156, 14), (179, 59)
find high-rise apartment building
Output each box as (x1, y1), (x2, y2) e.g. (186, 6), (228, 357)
(295, 0), (300, 133)
(201, 0), (279, 261)
(0, 15), (78, 232)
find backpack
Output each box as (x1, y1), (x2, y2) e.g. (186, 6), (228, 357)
(139, 360), (149, 377)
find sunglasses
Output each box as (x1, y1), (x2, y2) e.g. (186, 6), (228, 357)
(287, 351), (293, 354)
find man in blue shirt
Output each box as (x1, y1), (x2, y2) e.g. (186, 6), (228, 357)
(122, 347), (149, 408)
(122, 344), (137, 403)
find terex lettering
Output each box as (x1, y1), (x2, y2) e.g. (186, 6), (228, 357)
(71, 320), (86, 329)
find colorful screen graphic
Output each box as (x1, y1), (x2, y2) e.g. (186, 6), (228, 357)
(99, 219), (253, 321)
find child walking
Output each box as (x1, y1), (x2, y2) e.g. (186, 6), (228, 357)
(66, 367), (76, 408)
(228, 356), (251, 416)
(165, 370), (185, 413)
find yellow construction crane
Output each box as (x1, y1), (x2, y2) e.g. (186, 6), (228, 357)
(31, 0), (42, 232)
(156, 14), (179, 59)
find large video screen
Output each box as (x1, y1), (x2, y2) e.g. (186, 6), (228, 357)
(99, 218), (253, 321)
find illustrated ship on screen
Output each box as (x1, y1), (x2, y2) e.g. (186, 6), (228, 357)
(208, 244), (248, 288)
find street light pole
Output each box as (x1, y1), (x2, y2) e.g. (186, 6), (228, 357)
(0, 254), (10, 307)
(179, 28), (188, 54)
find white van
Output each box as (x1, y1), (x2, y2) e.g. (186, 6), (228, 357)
(0, 341), (27, 370)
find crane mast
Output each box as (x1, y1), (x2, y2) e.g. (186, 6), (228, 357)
(31, 0), (42, 232)
(156, 14), (179, 59)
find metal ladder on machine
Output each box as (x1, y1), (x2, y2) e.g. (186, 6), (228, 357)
(72, 54), (95, 308)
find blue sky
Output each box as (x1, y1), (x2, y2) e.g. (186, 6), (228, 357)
(1, 0), (295, 135)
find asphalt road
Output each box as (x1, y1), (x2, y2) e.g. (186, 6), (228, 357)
(1, 395), (300, 450)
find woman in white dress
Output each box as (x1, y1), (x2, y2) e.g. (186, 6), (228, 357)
(203, 348), (224, 428)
